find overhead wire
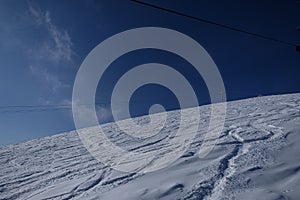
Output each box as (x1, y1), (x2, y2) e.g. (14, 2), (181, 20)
(130, 0), (300, 51)
(1, 2), (298, 114)
(0, 99), (173, 114)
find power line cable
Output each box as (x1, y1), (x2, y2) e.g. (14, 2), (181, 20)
(0, 98), (176, 114)
(1, 3), (298, 114)
(130, 0), (300, 51)
(0, 91), (252, 114)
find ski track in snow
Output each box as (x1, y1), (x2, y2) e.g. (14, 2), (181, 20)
(0, 93), (300, 200)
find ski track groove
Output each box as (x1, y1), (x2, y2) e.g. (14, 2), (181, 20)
(0, 93), (300, 199)
(184, 145), (241, 200)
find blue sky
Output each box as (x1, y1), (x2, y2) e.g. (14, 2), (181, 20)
(0, 0), (300, 146)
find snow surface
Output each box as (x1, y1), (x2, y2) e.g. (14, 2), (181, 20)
(0, 93), (300, 200)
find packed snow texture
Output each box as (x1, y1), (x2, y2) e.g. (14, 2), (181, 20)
(0, 93), (300, 200)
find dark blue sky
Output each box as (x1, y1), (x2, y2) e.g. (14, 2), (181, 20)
(0, 0), (299, 146)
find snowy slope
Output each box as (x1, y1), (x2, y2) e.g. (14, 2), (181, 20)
(0, 93), (300, 200)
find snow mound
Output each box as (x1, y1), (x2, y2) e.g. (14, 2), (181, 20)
(0, 93), (300, 200)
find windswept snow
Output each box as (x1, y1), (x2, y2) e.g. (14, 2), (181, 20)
(1, 93), (300, 199)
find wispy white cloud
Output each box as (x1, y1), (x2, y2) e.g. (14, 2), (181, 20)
(27, 4), (73, 64)
(29, 65), (69, 92)
(24, 3), (75, 93)
(1, 2), (77, 109)
(96, 105), (114, 123)
(71, 101), (114, 127)
(27, 3), (43, 26)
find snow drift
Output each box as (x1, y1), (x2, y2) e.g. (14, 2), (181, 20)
(0, 93), (300, 200)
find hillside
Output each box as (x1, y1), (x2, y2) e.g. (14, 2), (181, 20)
(0, 93), (300, 200)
